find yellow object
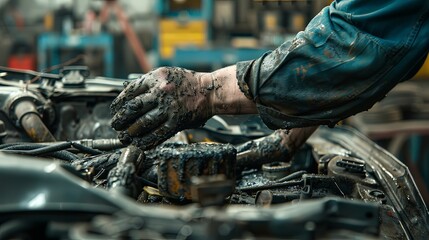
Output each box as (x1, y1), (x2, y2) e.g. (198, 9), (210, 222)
(231, 37), (259, 48)
(143, 186), (161, 196)
(264, 14), (277, 31)
(44, 12), (54, 31)
(159, 19), (207, 59)
(414, 56), (429, 79)
(291, 13), (306, 32)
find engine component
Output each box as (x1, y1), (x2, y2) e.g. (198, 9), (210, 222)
(60, 66), (89, 87)
(6, 91), (55, 142)
(255, 190), (274, 207)
(107, 145), (144, 197)
(0, 152), (381, 239)
(0, 124), (427, 239)
(0, 66), (122, 143)
(156, 143), (236, 200)
(65, 138), (124, 151)
(262, 161), (291, 180)
(190, 174), (234, 207)
(335, 156), (366, 174)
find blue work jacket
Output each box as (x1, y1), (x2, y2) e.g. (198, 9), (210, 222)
(237, 0), (429, 129)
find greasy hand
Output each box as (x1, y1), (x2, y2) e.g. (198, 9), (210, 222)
(110, 67), (213, 150)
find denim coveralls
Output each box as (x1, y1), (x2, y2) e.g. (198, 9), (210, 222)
(237, 0), (429, 129)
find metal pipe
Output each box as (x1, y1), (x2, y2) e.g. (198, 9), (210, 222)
(79, 139), (124, 151)
(14, 100), (56, 142)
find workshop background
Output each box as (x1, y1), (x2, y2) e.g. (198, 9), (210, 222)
(1, 0), (429, 199)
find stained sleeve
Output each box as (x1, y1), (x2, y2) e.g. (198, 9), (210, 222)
(236, 0), (429, 129)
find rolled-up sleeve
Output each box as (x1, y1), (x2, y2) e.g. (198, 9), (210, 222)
(237, 0), (429, 129)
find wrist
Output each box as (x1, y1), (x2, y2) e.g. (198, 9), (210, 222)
(195, 72), (216, 118)
(202, 66), (257, 115)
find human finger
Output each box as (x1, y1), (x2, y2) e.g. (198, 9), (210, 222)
(110, 76), (150, 114)
(126, 108), (169, 137)
(130, 122), (177, 150)
(111, 93), (158, 130)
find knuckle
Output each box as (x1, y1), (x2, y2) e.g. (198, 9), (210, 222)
(152, 67), (176, 81)
(153, 66), (169, 75)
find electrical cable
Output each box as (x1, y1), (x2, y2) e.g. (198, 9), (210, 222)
(24, 142), (71, 155)
(45, 150), (80, 161)
(0, 140), (104, 160)
(3, 144), (47, 151)
(0, 142), (45, 149)
(1, 144), (79, 161)
(71, 142), (103, 155)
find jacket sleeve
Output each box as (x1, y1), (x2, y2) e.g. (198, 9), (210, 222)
(236, 0), (429, 129)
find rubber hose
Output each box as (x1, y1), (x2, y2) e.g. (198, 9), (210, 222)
(71, 142), (103, 155)
(2, 145), (79, 161)
(24, 142), (71, 155)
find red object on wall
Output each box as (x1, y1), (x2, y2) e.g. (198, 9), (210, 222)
(7, 54), (36, 70)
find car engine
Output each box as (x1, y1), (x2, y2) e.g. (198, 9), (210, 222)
(0, 66), (427, 240)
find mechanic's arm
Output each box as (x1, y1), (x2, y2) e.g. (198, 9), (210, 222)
(236, 0), (429, 129)
(112, 0), (429, 149)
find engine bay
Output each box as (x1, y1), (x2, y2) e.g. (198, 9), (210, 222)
(0, 67), (427, 239)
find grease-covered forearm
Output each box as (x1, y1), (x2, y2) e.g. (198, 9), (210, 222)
(204, 65), (257, 115)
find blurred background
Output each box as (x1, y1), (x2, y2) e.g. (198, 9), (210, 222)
(0, 0), (429, 196)
(0, 0), (330, 77)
